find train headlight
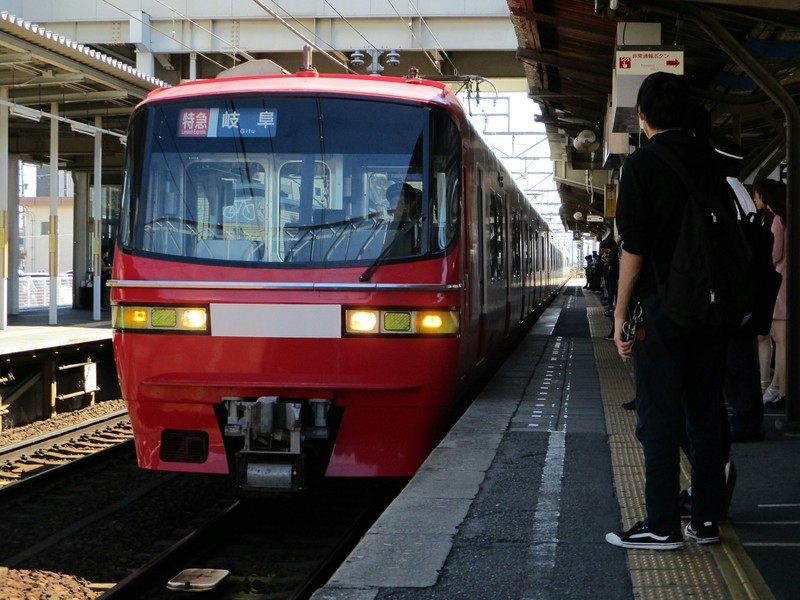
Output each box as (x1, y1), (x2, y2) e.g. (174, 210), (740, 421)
(113, 305), (209, 333)
(344, 308), (458, 336)
(346, 310), (379, 333)
(181, 308), (208, 330)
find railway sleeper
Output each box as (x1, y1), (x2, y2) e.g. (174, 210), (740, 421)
(222, 396), (333, 493)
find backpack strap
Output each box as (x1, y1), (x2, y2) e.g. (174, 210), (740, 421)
(639, 142), (716, 297)
(641, 142), (704, 202)
(642, 142), (736, 221)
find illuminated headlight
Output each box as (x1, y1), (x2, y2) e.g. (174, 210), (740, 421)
(345, 308), (458, 335)
(113, 305), (209, 333)
(417, 311), (459, 334)
(346, 310), (379, 333)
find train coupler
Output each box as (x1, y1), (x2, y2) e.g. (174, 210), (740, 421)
(237, 453), (306, 492)
(222, 395), (331, 492)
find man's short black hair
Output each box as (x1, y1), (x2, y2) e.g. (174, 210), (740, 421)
(636, 71), (691, 130)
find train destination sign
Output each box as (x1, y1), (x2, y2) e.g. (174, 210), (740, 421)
(616, 48), (684, 75)
(178, 107), (278, 138)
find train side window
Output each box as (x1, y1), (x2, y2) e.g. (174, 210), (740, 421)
(489, 191), (504, 281)
(511, 208), (521, 279)
(431, 109), (461, 252)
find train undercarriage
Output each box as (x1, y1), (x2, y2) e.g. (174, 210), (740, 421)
(222, 396), (335, 492)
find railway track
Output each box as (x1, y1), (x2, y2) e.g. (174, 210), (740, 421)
(100, 479), (401, 599)
(0, 406), (402, 599)
(0, 409), (133, 491)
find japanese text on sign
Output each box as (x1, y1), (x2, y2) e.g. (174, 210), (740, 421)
(178, 107), (278, 138)
(616, 49), (684, 75)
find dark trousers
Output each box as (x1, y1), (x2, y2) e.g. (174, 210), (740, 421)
(633, 294), (727, 533)
(725, 334), (765, 436)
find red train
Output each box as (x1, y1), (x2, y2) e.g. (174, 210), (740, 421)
(111, 61), (568, 491)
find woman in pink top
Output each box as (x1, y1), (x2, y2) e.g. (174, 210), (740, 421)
(757, 179), (788, 405)
(752, 180), (775, 391)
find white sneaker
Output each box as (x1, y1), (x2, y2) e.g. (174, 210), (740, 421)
(762, 386), (780, 404)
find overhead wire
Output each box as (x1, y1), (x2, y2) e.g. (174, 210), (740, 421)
(152, 0), (257, 61)
(323, 0), (379, 53)
(250, 0), (358, 73)
(104, 0), (457, 79)
(385, 0), (442, 73)
(405, 0), (459, 75)
(259, 0), (368, 67)
(100, 0), (232, 72)
(103, 0), (471, 87)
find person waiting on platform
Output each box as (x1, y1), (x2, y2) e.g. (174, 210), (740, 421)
(101, 243), (113, 310)
(606, 72), (728, 550)
(757, 178), (788, 407)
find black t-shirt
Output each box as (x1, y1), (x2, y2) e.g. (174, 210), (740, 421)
(616, 129), (720, 299)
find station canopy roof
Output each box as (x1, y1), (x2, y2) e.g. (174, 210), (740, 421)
(507, 0), (800, 236)
(0, 11), (168, 174)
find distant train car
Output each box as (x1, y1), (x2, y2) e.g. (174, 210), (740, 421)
(111, 61), (567, 492)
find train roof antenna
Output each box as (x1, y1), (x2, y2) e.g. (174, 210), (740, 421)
(301, 44), (316, 72)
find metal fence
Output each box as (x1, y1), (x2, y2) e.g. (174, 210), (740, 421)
(18, 275), (73, 309)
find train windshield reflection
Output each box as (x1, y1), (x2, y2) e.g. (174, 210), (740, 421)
(120, 96), (461, 265)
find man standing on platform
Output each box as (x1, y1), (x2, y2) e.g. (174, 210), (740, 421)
(605, 72), (727, 550)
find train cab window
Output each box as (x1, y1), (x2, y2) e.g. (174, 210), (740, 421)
(120, 96), (462, 267)
(278, 160), (331, 224)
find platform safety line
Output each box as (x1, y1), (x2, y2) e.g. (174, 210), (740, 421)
(711, 525), (775, 600)
(585, 291), (775, 600)
(529, 428), (566, 572)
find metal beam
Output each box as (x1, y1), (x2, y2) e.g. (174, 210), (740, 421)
(32, 15), (519, 54)
(11, 90), (128, 104)
(0, 72), (86, 86)
(0, 51), (32, 63)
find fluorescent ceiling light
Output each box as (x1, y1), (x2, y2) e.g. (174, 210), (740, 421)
(70, 121), (95, 137)
(10, 104), (42, 122)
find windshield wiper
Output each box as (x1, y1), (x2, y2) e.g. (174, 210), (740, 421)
(359, 215), (424, 282)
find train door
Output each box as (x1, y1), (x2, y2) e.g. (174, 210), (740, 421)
(511, 202), (525, 323)
(487, 187), (508, 337)
(475, 167), (489, 363)
(543, 232), (550, 296)
(502, 190), (511, 336)
(526, 220), (534, 315)
(533, 227), (542, 309)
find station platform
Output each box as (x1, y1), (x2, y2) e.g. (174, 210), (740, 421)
(312, 281), (799, 600)
(2, 309), (111, 357)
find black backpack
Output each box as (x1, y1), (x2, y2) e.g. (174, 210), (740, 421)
(730, 198), (782, 335)
(643, 144), (755, 331)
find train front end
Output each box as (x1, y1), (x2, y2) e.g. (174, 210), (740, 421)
(112, 75), (465, 491)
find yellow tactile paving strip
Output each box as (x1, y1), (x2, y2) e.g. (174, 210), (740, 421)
(584, 289), (774, 599)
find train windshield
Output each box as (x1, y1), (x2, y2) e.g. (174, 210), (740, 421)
(119, 95), (461, 266)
